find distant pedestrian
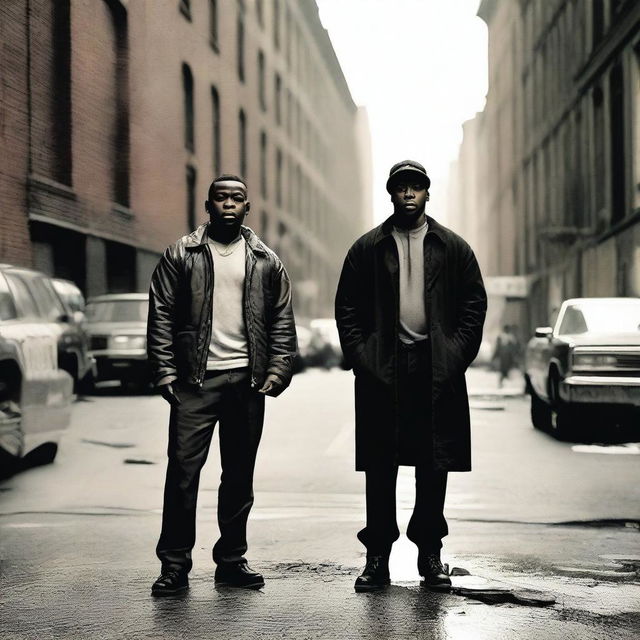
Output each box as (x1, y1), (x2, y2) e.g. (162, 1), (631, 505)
(147, 175), (297, 596)
(335, 160), (487, 592)
(492, 325), (519, 387)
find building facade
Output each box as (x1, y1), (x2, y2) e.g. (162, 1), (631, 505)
(448, 0), (640, 338)
(0, 0), (372, 317)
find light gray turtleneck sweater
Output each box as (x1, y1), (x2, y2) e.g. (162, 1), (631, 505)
(391, 220), (429, 344)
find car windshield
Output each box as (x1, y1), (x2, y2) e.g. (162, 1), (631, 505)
(86, 299), (148, 323)
(558, 301), (640, 335)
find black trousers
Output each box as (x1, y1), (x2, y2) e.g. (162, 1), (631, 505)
(358, 340), (448, 556)
(156, 368), (265, 573)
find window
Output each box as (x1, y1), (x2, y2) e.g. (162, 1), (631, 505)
(592, 86), (605, 217)
(558, 307), (588, 335)
(182, 63), (195, 152)
(609, 63), (626, 225)
(179, 0), (191, 21)
(275, 147), (282, 206)
(286, 89), (292, 136)
(610, 0), (623, 20)
(105, 242), (136, 294)
(273, 0), (280, 49)
(18, 274), (65, 322)
(111, 2), (130, 207)
(209, 0), (219, 50)
(238, 109), (247, 178)
(260, 210), (269, 240)
(211, 86), (221, 176)
(52, 0), (72, 186)
(4, 273), (39, 319)
(258, 50), (267, 111)
(285, 5), (292, 66)
(86, 299), (149, 323)
(256, 0), (264, 27)
(274, 73), (282, 125)
(260, 131), (268, 198)
(186, 165), (197, 230)
(592, 0), (604, 47)
(237, 7), (245, 82)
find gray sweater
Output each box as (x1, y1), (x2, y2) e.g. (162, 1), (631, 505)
(391, 221), (429, 343)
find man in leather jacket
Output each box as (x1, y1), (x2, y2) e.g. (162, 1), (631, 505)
(148, 174), (297, 596)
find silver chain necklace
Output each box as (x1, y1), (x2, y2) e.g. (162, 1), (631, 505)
(210, 236), (242, 257)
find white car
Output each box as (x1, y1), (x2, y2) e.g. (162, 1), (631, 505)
(0, 271), (73, 477)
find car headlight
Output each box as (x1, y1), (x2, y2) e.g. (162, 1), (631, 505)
(110, 335), (146, 350)
(572, 353), (617, 370)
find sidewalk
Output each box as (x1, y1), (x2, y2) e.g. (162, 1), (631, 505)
(466, 366), (526, 398)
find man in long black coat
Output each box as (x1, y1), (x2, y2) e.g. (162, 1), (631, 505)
(335, 160), (486, 591)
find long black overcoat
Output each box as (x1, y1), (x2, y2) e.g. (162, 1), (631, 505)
(335, 215), (487, 471)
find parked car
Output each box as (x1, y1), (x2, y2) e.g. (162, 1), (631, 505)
(85, 293), (150, 388)
(308, 318), (344, 369)
(52, 278), (86, 319)
(0, 265), (93, 389)
(0, 270), (74, 478)
(525, 297), (640, 439)
(293, 324), (312, 373)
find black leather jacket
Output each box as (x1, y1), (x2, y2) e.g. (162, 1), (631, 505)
(147, 223), (297, 391)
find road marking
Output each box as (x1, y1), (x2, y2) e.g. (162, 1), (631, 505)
(325, 422), (353, 457)
(571, 443), (640, 455)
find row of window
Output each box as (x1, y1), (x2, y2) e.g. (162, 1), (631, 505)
(180, 0), (302, 73)
(181, 62), (330, 182)
(520, 61), (629, 273)
(179, 0), (331, 171)
(523, 0), (629, 74)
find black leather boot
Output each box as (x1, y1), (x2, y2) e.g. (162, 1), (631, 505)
(354, 555), (391, 592)
(151, 570), (189, 596)
(418, 552), (452, 590)
(215, 561), (265, 589)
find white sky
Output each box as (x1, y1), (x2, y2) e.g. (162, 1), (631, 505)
(316, 0), (488, 224)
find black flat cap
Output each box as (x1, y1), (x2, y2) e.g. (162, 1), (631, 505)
(386, 160), (431, 193)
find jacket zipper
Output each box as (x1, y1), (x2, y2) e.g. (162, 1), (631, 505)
(244, 251), (257, 386)
(197, 246), (214, 386)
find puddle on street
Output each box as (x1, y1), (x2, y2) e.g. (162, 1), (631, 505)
(81, 439), (135, 448)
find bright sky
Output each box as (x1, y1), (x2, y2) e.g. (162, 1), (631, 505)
(316, 0), (488, 224)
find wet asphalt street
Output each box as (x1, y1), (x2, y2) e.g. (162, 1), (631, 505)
(1, 367), (639, 639)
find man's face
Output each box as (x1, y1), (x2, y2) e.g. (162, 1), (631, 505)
(390, 173), (428, 224)
(206, 180), (250, 229)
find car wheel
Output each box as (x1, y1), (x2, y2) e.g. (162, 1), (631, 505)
(0, 397), (23, 479)
(23, 443), (58, 468)
(530, 389), (551, 431)
(0, 447), (20, 480)
(548, 372), (576, 441)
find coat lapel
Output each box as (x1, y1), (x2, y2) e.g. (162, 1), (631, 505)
(425, 236), (445, 290)
(424, 215), (446, 290)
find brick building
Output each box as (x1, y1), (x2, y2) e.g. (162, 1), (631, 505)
(0, 0), (371, 317)
(447, 0), (640, 340)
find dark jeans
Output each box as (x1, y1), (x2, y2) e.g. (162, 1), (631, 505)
(156, 368), (265, 573)
(358, 340), (448, 556)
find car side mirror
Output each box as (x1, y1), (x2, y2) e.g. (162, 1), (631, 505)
(57, 312), (72, 323)
(534, 326), (553, 339)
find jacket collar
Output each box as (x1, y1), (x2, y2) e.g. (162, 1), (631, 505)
(374, 214), (447, 246)
(184, 222), (267, 255)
